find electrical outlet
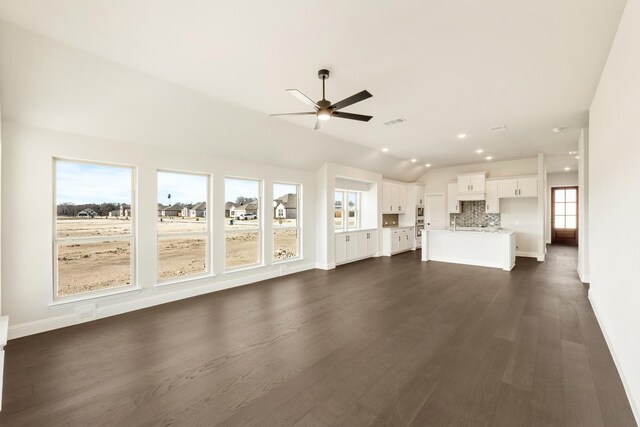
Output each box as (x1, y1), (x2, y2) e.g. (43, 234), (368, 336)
(74, 304), (96, 323)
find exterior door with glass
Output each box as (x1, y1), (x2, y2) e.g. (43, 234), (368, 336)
(551, 186), (578, 245)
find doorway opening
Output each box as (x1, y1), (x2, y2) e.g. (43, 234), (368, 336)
(551, 186), (578, 245)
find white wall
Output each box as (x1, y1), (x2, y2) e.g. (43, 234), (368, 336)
(418, 157), (541, 257)
(1, 122), (316, 338)
(546, 171), (579, 244)
(589, 0), (640, 421)
(577, 129), (589, 282)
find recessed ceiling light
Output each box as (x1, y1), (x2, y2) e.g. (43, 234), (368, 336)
(425, 163), (431, 167)
(410, 158), (417, 163)
(575, 156), (580, 159)
(476, 149), (484, 154)
(569, 151), (577, 154)
(381, 147), (389, 152)
(458, 133), (467, 139)
(564, 167), (571, 171)
(552, 127), (567, 133)
(485, 156), (493, 160)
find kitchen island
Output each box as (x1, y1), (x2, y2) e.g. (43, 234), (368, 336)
(421, 228), (516, 271)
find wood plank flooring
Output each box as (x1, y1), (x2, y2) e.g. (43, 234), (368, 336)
(0, 246), (636, 426)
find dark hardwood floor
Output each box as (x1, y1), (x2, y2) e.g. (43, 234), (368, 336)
(1, 246), (636, 426)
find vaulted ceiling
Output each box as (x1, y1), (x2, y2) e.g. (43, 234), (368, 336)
(0, 0), (627, 176)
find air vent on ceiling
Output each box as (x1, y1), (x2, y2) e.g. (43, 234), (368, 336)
(383, 117), (407, 126)
(490, 125), (508, 132)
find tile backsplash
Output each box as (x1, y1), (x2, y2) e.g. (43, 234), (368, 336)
(450, 200), (500, 227)
(382, 214), (399, 227)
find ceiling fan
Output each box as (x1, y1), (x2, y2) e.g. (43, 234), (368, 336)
(271, 69), (373, 130)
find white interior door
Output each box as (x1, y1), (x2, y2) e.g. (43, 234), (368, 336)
(425, 194), (445, 229)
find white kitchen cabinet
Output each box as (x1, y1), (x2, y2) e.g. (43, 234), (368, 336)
(447, 182), (460, 213)
(517, 177), (538, 197)
(335, 229), (377, 266)
(498, 177), (538, 199)
(457, 172), (486, 199)
(416, 185), (425, 206)
(382, 227), (414, 256)
(396, 185), (407, 213)
(382, 181), (408, 213)
(365, 230), (378, 257)
(485, 181), (500, 213)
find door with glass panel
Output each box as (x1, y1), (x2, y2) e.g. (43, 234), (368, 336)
(551, 186), (578, 246)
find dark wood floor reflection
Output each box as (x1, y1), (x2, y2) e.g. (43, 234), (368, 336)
(1, 246), (636, 426)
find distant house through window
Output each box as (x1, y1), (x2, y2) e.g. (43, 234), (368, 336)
(273, 183), (300, 261)
(225, 177), (262, 269)
(157, 171), (210, 283)
(54, 159), (135, 298)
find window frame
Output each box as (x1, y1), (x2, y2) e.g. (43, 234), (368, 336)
(156, 169), (213, 286)
(334, 189), (361, 232)
(272, 182), (302, 264)
(52, 157), (138, 302)
(224, 176), (264, 272)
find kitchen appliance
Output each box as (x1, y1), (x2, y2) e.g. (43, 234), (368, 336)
(415, 224), (424, 247)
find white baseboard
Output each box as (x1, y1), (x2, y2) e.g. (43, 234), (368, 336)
(8, 262), (316, 340)
(315, 262), (335, 270)
(589, 292), (640, 424)
(577, 267), (590, 283)
(516, 251), (538, 258)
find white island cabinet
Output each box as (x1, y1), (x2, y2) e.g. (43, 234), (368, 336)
(421, 228), (516, 271)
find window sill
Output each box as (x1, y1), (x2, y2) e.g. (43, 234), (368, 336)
(224, 263), (265, 275)
(272, 256), (303, 265)
(49, 286), (142, 307)
(155, 272), (215, 288)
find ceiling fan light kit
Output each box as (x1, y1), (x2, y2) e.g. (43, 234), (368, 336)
(270, 69), (373, 130)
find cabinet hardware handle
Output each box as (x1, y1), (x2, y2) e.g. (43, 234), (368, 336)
(515, 189), (517, 196)
(390, 205), (392, 211)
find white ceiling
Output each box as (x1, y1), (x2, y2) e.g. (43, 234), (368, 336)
(0, 0), (627, 172)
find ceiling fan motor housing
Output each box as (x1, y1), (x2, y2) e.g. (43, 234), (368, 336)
(318, 69), (330, 80)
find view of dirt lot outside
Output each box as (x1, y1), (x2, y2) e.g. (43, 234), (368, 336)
(157, 171), (209, 282)
(55, 162), (301, 297)
(55, 159), (134, 297)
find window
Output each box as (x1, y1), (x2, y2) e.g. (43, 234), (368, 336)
(334, 191), (344, 231)
(273, 183), (300, 262)
(157, 171), (209, 283)
(554, 187), (577, 229)
(334, 190), (360, 232)
(225, 177), (262, 269)
(54, 159), (135, 298)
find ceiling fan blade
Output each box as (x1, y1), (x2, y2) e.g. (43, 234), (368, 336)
(332, 111), (373, 122)
(330, 90), (372, 110)
(314, 118), (322, 130)
(286, 89), (319, 109)
(270, 112), (316, 116)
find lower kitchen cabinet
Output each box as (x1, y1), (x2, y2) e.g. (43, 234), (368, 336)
(335, 229), (378, 266)
(382, 227), (415, 256)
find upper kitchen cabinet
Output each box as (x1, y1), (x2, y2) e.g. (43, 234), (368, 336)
(447, 182), (460, 213)
(457, 172), (487, 200)
(498, 177), (538, 198)
(485, 181), (500, 213)
(382, 181), (408, 214)
(416, 184), (425, 206)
